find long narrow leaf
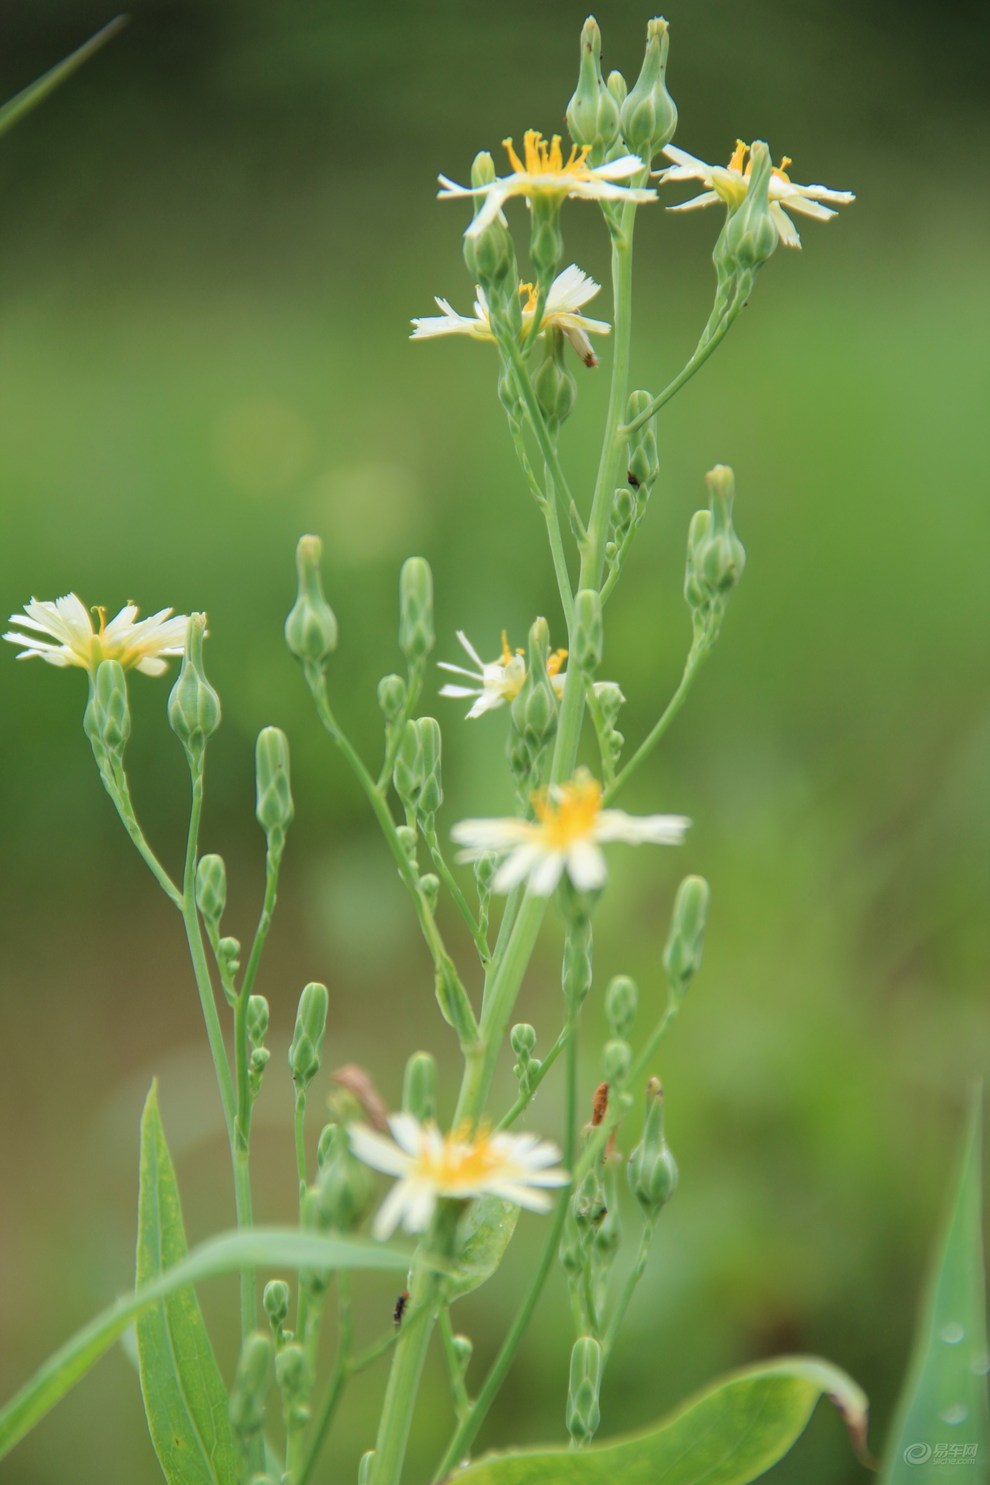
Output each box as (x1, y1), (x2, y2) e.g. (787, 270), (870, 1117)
(0, 1227), (410, 1463)
(444, 1356), (869, 1485)
(135, 1083), (237, 1484)
(880, 1091), (989, 1482)
(0, 17), (127, 139)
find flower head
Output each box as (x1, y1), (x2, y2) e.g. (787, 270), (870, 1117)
(451, 770), (689, 895)
(659, 139), (854, 247)
(439, 130), (656, 238)
(412, 264), (611, 367)
(349, 1113), (569, 1239)
(5, 594), (192, 676)
(438, 630), (597, 719)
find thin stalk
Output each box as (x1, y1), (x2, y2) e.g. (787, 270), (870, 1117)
(295, 1274), (352, 1485)
(602, 1219), (655, 1361)
(294, 1088), (308, 1192)
(603, 635), (711, 804)
(621, 298), (745, 438)
(438, 1307), (470, 1420)
(422, 822), (489, 961)
(496, 1025), (568, 1132)
(104, 760), (183, 906)
(542, 459), (575, 630)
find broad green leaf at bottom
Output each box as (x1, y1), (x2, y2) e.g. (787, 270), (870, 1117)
(445, 1356), (869, 1485)
(136, 1081), (237, 1485)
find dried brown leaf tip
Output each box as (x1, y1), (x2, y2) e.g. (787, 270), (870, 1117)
(330, 1063), (390, 1131)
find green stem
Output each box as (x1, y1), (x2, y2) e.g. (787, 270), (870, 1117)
(496, 1024), (568, 1132)
(103, 760), (183, 907)
(294, 1088), (308, 1192)
(423, 822), (489, 962)
(603, 635), (711, 804)
(438, 1306), (470, 1420)
(602, 1219), (655, 1362)
(295, 1274), (352, 1485)
(621, 296), (746, 439)
(500, 335), (584, 542)
(542, 460), (575, 631)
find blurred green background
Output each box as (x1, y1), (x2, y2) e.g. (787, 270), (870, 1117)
(1, 1), (988, 1481)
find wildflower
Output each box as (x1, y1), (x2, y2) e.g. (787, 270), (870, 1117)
(451, 770), (689, 895)
(659, 140), (854, 247)
(4, 594), (191, 676)
(412, 265), (610, 368)
(438, 631), (592, 719)
(439, 130), (655, 238)
(349, 1113), (569, 1239)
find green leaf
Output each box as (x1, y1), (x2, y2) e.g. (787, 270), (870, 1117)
(0, 17), (127, 139)
(446, 1198), (520, 1302)
(445, 1356), (869, 1485)
(0, 1225), (411, 1465)
(135, 1081), (237, 1485)
(880, 1090), (989, 1483)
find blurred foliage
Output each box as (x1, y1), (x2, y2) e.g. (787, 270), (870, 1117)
(0, 2), (988, 1483)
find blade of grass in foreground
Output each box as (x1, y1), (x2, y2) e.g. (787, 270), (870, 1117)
(0, 16), (128, 139)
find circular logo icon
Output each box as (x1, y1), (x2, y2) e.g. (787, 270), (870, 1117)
(903, 1442), (932, 1465)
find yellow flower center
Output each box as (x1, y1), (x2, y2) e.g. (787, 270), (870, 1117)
(503, 131), (592, 181)
(532, 775), (602, 849)
(546, 647), (568, 677)
(726, 139), (794, 188)
(416, 1124), (504, 1191)
(518, 281), (540, 315)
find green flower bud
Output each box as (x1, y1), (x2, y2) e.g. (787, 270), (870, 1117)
(602, 1037), (632, 1087)
(247, 994), (269, 1047)
(313, 1124), (375, 1233)
(573, 589), (603, 675)
(566, 16), (605, 147)
(510, 617), (556, 752)
(511, 1022), (539, 1092)
(167, 614), (220, 762)
(219, 935), (241, 976)
(263, 1279), (290, 1338)
(620, 17), (677, 163)
(84, 659), (131, 756)
(451, 1332), (473, 1377)
(289, 981), (329, 1090)
(398, 557), (435, 663)
(606, 69), (628, 108)
(395, 823), (419, 868)
(684, 466), (745, 624)
(229, 1331), (273, 1439)
(662, 874), (710, 995)
(358, 1451), (376, 1485)
(572, 1162), (607, 1234)
(377, 672), (407, 721)
(285, 534), (338, 667)
(274, 1341), (311, 1428)
(605, 975), (638, 1039)
(533, 330), (577, 431)
(416, 717), (443, 816)
(463, 152), (518, 299)
(195, 852), (227, 926)
(530, 198), (564, 285)
(418, 872), (440, 912)
(626, 389), (660, 495)
(566, 1335), (603, 1445)
(720, 140), (778, 271)
(402, 1050), (437, 1122)
(255, 726), (294, 838)
(628, 1076), (678, 1216)
(562, 915), (593, 1011)
(393, 720), (423, 810)
(497, 361), (524, 434)
(595, 680), (625, 729)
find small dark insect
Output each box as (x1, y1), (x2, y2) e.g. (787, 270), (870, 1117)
(627, 470), (640, 489)
(393, 1290), (410, 1327)
(591, 1081), (609, 1127)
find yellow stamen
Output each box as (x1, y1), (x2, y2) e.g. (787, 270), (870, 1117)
(546, 648), (568, 677)
(502, 131), (592, 180)
(500, 630), (513, 665)
(518, 281), (540, 315)
(728, 139), (749, 174)
(416, 1124), (504, 1189)
(532, 776), (602, 849)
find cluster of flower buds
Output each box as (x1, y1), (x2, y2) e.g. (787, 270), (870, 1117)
(83, 658), (130, 764)
(246, 994), (271, 1097)
(462, 152), (521, 332)
(508, 618), (558, 788)
(566, 1334), (604, 1445)
(263, 1279), (291, 1344)
(510, 1022), (541, 1097)
(392, 716), (444, 819)
(312, 1122), (375, 1235)
(533, 327), (577, 433)
(229, 1330), (273, 1452)
(684, 464), (746, 636)
(607, 390), (660, 570)
(572, 589), (603, 677)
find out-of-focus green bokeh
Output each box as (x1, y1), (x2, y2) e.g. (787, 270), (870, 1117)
(1, 1), (987, 1481)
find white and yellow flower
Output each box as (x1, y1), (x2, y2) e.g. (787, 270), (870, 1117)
(451, 770), (689, 895)
(349, 1113), (569, 1239)
(438, 631), (597, 719)
(412, 265), (611, 368)
(439, 130), (655, 238)
(659, 139), (854, 248)
(4, 594), (191, 676)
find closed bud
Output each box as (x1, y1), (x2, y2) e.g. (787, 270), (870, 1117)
(529, 199), (565, 285)
(395, 824), (419, 868)
(229, 1331), (273, 1439)
(263, 1279), (291, 1337)
(602, 1037), (632, 1087)
(533, 331), (577, 430)
(463, 153), (518, 296)
(167, 614), (220, 762)
(314, 1124), (375, 1233)
(720, 141), (778, 271)
(85, 659), (131, 755)
(511, 1022), (539, 1091)
(451, 1333), (473, 1377)
(255, 726), (294, 838)
(566, 16), (605, 147)
(247, 994), (270, 1047)
(195, 853), (227, 926)
(620, 16), (677, 162)
(573, 588), (603, 674)
(392, 719), (423, 809)
(402, 1050), (437, 1122)
(562, 915), (593, 1011)
(418, 872), (440, 912)
(595, 680), (625, 729)
(662, 874), (710, 994)
(607, 69), (628, 108)
(289, 982), (329, 1090)
(628, 1076), (678, 1215)
(566, 1336), (603, 1445)
(415, 717), (443, 815)
(274, 1341), (311, 1426)
(219, 936), (241, 976)
(377, 672), (407, 721)
(285, 534), (338, 667)
(398, 557), (435, 663)
(605, 974), (638, 1039)
(626, 389), (660, 495)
